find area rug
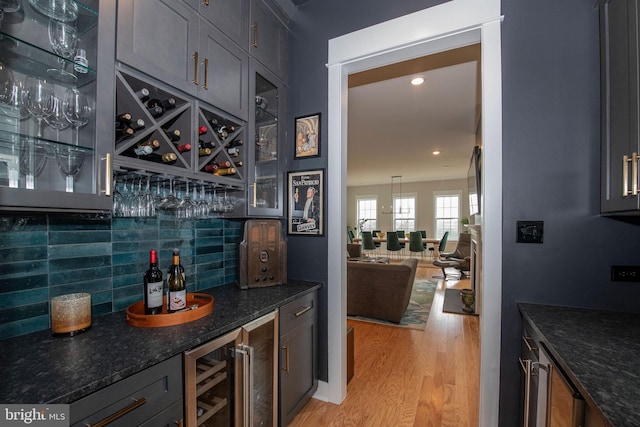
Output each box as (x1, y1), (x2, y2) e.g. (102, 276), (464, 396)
(442, 288), (478, 316)
(348, 278), (437, 330)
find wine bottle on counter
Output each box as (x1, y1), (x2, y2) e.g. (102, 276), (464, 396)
(175, 143), (191, 153)
(163, 129), (181, 142)
(134, 88), (150, 102)
(147, 152), (178, 164)
(167, 249), (186, 313)
(143, 249), (163, 315)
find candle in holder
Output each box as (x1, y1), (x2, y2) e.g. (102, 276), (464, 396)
(51, 293), (92, 336)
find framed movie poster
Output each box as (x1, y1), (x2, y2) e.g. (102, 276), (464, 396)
(287, 169), (324, 236)
(294, 113), (321, 159)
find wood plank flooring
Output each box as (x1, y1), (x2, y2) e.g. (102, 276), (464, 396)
(288, 262), (480, 427)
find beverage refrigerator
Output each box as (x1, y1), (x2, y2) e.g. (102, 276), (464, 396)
(184, 311), (278, 427)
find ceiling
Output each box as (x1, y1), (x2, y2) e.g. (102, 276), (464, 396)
(347, 44), (482, 187)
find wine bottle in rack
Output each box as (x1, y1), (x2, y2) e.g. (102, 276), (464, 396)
(116, 112), (132, 123)
(198, 147), (212, 157)
(163, 129), (181, 142)
(148, 97), (176, 111)
(115, 127), (134, 142)
(175, 143), (191, 153)
(203, 163), (218, 173)
(199, 140), (215, 149)
(137, 139), (160, 150)
(233, 161), (243, 167)
(214, 125), (228, 140)
(129, 118), (145, 131)
(135, 88), (150, 102)
(227, 139), (243, 148)
(147, 152), (178, 164)
(198, 125), (208, 135)
(128, 145), (154, 157)
(216, 160), (231, 168)
(227, 147), (240, 157)
(215, 167), (236, 176)
(147, 105), (163, 118)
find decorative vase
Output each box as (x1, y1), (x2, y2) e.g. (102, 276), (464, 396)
(460, 288), (475, 313)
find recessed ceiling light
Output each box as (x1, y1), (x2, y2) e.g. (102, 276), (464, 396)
(432, 150), (440, 155)
(411, 77), (425, 86)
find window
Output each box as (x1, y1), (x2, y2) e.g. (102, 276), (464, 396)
(393, 195), (416, 231)
(356, 197), (377, 234)
(435, 192), (461, 240)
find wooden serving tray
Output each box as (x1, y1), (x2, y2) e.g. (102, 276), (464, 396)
(125, 293), (214, 328)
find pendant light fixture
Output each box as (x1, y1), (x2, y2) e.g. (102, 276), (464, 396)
(381, 175), (405, 214)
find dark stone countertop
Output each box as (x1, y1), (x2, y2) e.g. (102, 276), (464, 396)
(519, 303), (640, 427)
(0, 280), (321, 404)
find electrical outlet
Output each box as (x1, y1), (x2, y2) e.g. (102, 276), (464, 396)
(611, 265), (640, 282)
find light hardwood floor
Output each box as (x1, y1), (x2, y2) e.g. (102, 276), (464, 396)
(289, 261), (480, 427)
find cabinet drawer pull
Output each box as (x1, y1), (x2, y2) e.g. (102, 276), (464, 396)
(295, 306), (312, 317)
(86, 397), (147, 427)
(202, 58), (209, 90)
(192, 51), (199, 85)
(282, 345), (290, 373)
(521, 335), (537, 352)
(252, 23), (258, 48)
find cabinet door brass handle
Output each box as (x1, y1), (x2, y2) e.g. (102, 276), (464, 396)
(86, 397), (147, 427)
(252, 23), (258, 48)
(174, 418), (184, 427)
(623, 154), (630, 197)
(203, 58), (209, 90)
(251, 183), (257, 207)
(295, 306), (312, 317)
(633, 152), (639, 196)
(102, 153), (111, 196)
(282, 345), (290, 373)
(192, 51), (199, 85)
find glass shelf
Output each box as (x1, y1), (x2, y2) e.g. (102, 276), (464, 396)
(0, 128), (95, 154)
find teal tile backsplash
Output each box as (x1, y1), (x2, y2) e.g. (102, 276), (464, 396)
(0, 215), (242, 339)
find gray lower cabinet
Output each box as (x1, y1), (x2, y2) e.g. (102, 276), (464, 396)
(70, 355), (183, 426)
(279, 291), (318, 426)
(600, 0), (640, 214)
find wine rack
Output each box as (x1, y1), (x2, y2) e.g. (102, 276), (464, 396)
(195, 356), (229, 425)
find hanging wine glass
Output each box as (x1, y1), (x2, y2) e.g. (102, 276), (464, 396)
(24, 75), (54, 138)
(0, 0), (21, 29)
(54, 144), (84, 192)
(47, 18), (77, 82)
(157, 176), (179, 212)
(45, 94), (69, 140)
(62, 87), (90, 146)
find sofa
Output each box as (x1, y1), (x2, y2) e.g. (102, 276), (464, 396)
(347, 258), (418, 323)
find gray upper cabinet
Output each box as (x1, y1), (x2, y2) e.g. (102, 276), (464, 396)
(249, 0), (288, 80)
(184, 0), (249, 49)
(117, 0), (248, 120)
(117, 0), (199, 99)
(600, 0), (640, 213)
(0, 0), (115, 212)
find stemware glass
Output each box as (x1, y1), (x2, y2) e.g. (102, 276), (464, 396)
(47, 19), (77, 82)
(141, 176), (155, 217)
(45, 94), (69, 140)
(157, 177), (179, 212)
(54, 144), (84, 192)
(62, 88), (90, 145)
(24, 75), (54, 138)
(0, 0), (21, 28)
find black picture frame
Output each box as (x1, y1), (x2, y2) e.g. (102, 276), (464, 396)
(294, 113), (321, 159)
(287, 169), (324, 236)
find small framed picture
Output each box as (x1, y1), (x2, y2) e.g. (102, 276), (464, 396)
(287, 169), (324, 236)
(294, 113), (321, 159)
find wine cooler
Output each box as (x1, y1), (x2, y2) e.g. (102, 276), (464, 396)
(184, 311), (278, 427)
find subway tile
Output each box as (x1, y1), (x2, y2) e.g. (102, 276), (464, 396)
(0, 246), (47, 263)
(0, 274), (48, 294)
(0, 288), (49, 310)
(49, 255), (111, 273)
(0, 260), (48, 278)
(49, 266), (113, 288)
(0, 231), (47, 248)
(0, 315), (49, 340)
(48, 242), (111, 259)
(0, 301), (49, 324)
(49, 231), (112, 245)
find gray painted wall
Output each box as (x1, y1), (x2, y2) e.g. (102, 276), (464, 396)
(285, 0), (640, 424)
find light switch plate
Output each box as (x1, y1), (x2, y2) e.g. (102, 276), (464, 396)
(517, 221), (544, 243)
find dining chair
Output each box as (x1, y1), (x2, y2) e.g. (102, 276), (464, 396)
(419, 230), (428, 249)
(386, 231), (403, 259)
(361, 231), (378, 256)
(395, 230), (406, 249)
(372, 230), (382, 248)
(429, 231), (449, 260)
(409, 231), (426, 259)
(347, 228), (355, 243)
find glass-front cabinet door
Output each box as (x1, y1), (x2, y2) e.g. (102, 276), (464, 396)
(248, 61), (285, 217)
(0, 0), (114, 211)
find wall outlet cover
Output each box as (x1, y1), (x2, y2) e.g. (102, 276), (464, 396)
(517, 221), (544, 243)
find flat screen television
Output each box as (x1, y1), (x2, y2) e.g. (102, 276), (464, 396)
(467, 146), (481, 216)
